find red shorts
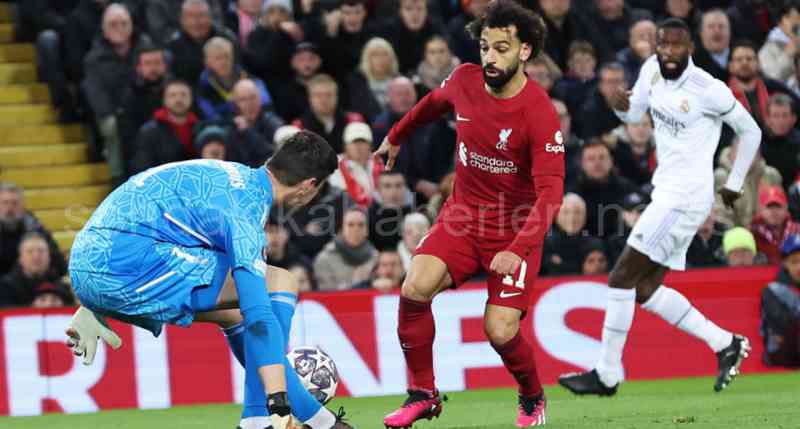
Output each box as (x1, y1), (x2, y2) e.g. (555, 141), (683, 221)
(414, 221), (542, 312)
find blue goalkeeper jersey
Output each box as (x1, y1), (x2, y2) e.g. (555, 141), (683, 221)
(69, 160), (273, 334)
(77, 159), (271, 278)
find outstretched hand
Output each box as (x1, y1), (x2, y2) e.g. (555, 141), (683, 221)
(609, 86), (632, 112)
(374, 137), (400, 170)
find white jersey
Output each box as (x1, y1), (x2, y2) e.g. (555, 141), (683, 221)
(617, 56), (761, 208)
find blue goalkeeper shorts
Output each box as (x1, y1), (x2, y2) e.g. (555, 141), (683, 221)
(69, 228), (231, 336)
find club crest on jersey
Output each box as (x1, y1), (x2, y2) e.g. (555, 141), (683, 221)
(680, 99), (690, 113)
(496, 128), (513, 150)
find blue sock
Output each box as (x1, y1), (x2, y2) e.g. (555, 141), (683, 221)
(225, 295), (323, 423)
(268, 292), (324, 421)
(224, 323), (268, 419)
(269, 292), (297, 347)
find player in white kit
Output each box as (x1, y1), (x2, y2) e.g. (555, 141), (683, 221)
(559, 18), (762, 395)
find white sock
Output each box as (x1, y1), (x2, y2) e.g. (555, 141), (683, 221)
(595, 288), (636, 387)
(641, 286), (733, 353)
(239, 416), (271, 429)
(304, 407), (336, 429)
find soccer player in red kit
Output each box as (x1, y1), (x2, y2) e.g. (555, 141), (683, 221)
(374, 1), (564, 427)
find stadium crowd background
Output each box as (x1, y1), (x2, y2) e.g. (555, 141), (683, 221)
(1, 0), (800, 320)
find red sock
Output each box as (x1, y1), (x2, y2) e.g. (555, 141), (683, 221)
(492, 331), (543, 397)
(398, 296), (436, 391)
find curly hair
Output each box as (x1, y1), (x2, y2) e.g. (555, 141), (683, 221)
(466, 0), (547, 59)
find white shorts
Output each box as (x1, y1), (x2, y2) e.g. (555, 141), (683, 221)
(626, 198), (710, 270)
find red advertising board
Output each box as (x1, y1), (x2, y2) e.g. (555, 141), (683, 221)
(0, 266), (782, 416)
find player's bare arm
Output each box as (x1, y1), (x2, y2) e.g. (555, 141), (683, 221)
(374, 136), (400, 170)
(610, 88), (633, 112)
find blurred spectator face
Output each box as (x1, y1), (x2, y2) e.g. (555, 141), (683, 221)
(292, 50), (322, 79)
(267, 224), (290, 255)
(666, 0), (692, 19)
(200, 141), (226, 159)
(569, 52), (596, 81)
(375, 251), (404, 284)
(0, 188), (23, 226)
(164, 83), (193, 117)
(206, 46), (234, 78)
(424, 37), (452, 71)
(596, 0), (624, 20)
(581, 144), (613, 181)
(400, 0), (427, 32)
(402, 216), (430, 252)
(341, 2), (367, 33)
(539, 0), (570, 20)
(700, 11), (731, 54)
(264, 5), (291, 29)
(289, 264), (313, 292)
(780, 7), (800, 35)
(234, 80), (262, 122)
(345, 139), (372, 165)
(622, 207), (642, 228)
(599, 67), (625, 101)
(783, 252), (800, 282)
(582, 250), (608, 275)
(729, 46), (759, 83)
(239, 0), (262, 16)
(19, 237), (50, 277)
(102, 6), (133, 46)
(727, 248), (755, 266)
(368, 46), (394, 79)
(182, 1), (213, 41)
(467, 0), (490, 18)
(556, 196), (586, 235)
(525, 61), (554, 92)
(378, 173), (408, 208)
(388, 78), (417, 114)
(341, 209), (368, 248)
(309, 81), (338, 117)
(136, 50), (167, 82)
(766, 103), (797, 137)
(625, 115), (653, 153)
(32, 292), (65, 308)
(762, 203), (789, 228)
(629, 20), (656, 59)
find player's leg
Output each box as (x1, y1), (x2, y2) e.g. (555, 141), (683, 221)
(483, 249), (545, 427)
(385, 223), (479, 429)
(559, 245), (661, 395)
(198, 267), (348, 429)
(635, 225), (750, 392)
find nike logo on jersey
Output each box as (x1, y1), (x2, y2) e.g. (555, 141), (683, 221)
(456, 113), (471, 122)
(499, 290), (522, 298)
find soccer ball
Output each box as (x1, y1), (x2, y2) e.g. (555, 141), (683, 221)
(287, 346), (339, 404)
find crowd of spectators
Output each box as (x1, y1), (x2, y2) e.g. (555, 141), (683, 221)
(5, 0), (800, 352)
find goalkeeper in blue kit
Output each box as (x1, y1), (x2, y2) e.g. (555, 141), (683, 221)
(64, 131), (354, 429)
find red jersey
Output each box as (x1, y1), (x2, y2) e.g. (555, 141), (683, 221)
(387, 64), (564, 257)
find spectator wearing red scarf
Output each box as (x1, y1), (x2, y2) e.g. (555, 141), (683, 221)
(330, 122), (384, 207)
(751, 185), (800, 264)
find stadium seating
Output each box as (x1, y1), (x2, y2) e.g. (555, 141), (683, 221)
(0, 3), (109, 254)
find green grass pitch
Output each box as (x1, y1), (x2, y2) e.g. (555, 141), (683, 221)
(2, 372), (798, 428)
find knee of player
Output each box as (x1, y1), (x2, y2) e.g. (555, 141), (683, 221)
(635, 281), (659, 304)
(267, 266), (299, 295)
(400, 277), (435, 302)
(483, 317), (518, 345)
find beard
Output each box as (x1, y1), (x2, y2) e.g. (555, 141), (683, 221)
(657, 54), (690, 80)
(483, 60), (519, 89)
